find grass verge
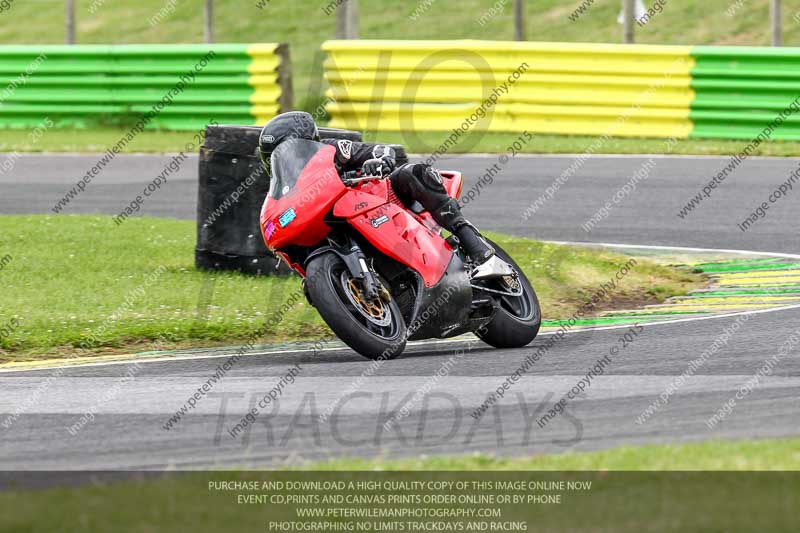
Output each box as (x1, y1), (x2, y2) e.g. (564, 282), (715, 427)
(303, 438), (800, 470)
(0, 215), (703, 361)
(5, 127), (800, 156)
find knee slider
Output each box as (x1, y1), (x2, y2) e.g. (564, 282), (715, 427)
(413, 164), (446, 192)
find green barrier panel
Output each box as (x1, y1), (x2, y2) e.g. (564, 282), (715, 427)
(0, 44), (289, 131)
(690, 46), (800, 140)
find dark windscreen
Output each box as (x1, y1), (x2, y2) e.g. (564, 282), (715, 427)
(269, 138), (327, 200)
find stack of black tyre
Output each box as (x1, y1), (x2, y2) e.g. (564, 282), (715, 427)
(196, 124), (407, 276)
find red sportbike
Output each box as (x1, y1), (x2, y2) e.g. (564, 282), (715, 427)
(260, 138), (540, 360)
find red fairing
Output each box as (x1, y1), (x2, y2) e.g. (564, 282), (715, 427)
(439, 170), (463, 200)
(341, 193), (453, 288)
(332, 180), (390, 218)
(260, 144), (345, 251)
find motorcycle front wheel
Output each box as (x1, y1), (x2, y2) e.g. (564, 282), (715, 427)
(305, 252), (407, 360)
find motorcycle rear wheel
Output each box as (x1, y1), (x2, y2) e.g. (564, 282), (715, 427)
(474, 239), (541, 348)
(306, 252), (407, 360)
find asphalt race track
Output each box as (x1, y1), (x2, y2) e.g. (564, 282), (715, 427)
(1, 152), (799, 469)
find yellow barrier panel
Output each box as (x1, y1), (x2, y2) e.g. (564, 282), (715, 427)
(327, 102), (693, 138)
(323, 40), (695, 138)
(247, 43), (292, 124)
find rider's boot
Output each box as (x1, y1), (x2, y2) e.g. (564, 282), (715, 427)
(420, 194), (494, 265)
(454, 223), (516, 279)
(453, 223), (494, 265)
(426, 196), (507, 279)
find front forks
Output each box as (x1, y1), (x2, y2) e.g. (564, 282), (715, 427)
(305, 241), (382, 300)
(351, 245), (381, 300)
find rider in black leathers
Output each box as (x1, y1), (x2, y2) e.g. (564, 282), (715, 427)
(259, 112), (495, 266)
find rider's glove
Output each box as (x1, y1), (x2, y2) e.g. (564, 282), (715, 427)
(362, 156), (395, 177)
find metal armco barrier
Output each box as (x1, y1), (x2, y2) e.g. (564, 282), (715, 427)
(0, 44), (291, 130)
(322, 40), (800, 141)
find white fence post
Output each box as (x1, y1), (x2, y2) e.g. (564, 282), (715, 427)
(65, 0), (75, 44)
(514, 0), (526, 41)
(205, 0), (215, 44)
(771, 0), (782, 46)
(623, 0), (635, 43)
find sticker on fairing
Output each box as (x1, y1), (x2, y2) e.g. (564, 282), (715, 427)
(278, 208), (296, 227)
(265, 220), (276, 239)
(370, 214), (389, 228)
